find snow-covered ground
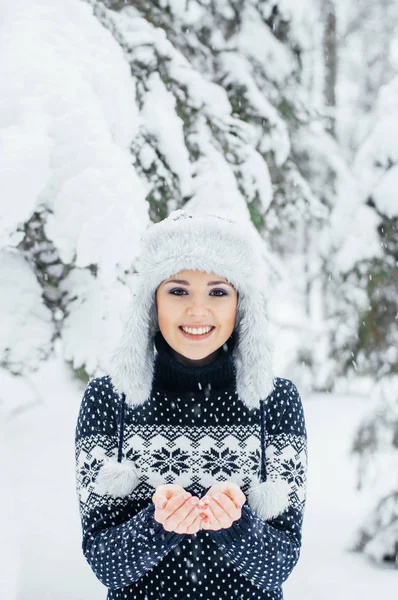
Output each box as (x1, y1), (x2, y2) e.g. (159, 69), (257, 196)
(286, 391), (396, 599)
(0, 347), (395, 600)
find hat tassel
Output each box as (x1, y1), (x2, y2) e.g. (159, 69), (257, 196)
(247, 477), (291, 521)
(95, 392), (139, 498)
(95, 456), (139, 498)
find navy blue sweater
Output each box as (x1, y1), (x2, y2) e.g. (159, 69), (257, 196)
(75, 333), (307, 599)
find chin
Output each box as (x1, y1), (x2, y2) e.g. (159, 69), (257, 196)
(179, 346), (215, 360)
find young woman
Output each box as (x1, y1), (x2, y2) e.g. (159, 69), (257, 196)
(75, 210), (308, 599)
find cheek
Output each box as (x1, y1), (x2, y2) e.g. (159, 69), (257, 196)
(230, 296), (239, 325)
(156, 294), (179, 326)
(218, 298), (238, 326)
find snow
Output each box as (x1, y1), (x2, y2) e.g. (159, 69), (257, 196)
(185, 129), (253, 220)
(0, 0), (396, 596)
(0, 0), (150, 279)
(285, 390), (396, 599)
(0, 250), (53, 374)
(112, 10), (232, 118)
(373, 165), (398, 219)
(293, 122), (382, 273)
(59, 268), (133, 375)
(0, 116), (51, 247)
(354, 377), (398, 500)
(235, 5), (295, 84)
(140, 72), (193, 197)
(104, 1), (281, 263)
(219, 52), (291, 166)
(353, 76), (398, 220)
(1, 351), (396, 600)
(166, 0), (207, 24)
(2, 350), (103, 600)
(237, 146), (273, 212)
(0, 0), (155, 379)
(0, 418), (19, 600)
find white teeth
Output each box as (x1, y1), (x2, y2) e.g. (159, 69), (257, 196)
(181, 326), (213, 335)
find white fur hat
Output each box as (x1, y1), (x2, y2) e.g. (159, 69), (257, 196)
(109, 209), (274, 410)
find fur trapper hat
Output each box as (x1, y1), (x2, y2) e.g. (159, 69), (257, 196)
(108, 209), (274, 410)
(96, 209), (288, 516)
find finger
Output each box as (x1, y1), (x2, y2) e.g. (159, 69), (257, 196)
(154, 492), (192, 524)
(179, 498), (209, 533)
(172, 503), (202, 534)
(198, 490), (245, 512)
(205, 483), (245, 506)
(202, 502), (224, 530)
(212, 493), (242, 520)
(157, 490), (191, 511)
(220, 489), (246, 510)
(199, 503), (223, 530)
(152, 492), (171, 508)
(203, 496), (238, 528)
(201, 512), (223, 531)
(234, 494), (246, 509)
(199, 515), (213, 530)
(185, 512), (203, 535)
(153, 495), (167, 509)
(152, 484), (181, 506)
(196, 497), (222, 529)
(164, 496), (200, 532)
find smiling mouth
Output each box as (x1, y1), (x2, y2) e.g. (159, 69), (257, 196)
(178, 326), (216, 340)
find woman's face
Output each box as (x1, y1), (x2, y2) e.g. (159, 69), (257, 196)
(155, 270), (238, 365)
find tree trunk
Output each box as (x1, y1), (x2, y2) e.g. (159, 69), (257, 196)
(323, 0), (337, 138)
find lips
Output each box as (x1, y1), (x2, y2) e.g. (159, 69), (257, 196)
(178, 326), (215, 340)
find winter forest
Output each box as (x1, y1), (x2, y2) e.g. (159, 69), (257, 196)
(0, 0), (397, 598)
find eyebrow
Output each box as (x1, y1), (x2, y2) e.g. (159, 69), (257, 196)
(164, 279), (234, 287)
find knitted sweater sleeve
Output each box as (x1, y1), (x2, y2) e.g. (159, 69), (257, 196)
(74, 377), (185, 590)
(207, 381), (308, 591)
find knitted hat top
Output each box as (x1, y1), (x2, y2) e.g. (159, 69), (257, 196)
(109, 209), (274, 410)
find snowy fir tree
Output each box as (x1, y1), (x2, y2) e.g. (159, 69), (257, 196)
(93, 0), (354, 392)
(350, 376), (398, 565)
(329, 73), (398, 384)
(336, 0), (398, 156)
(1, 0), (338, 400)
(342, 75), (398, 566)
(295, 0), (398, 396)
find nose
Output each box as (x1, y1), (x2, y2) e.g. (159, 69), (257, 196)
(187, 298), (210, 317)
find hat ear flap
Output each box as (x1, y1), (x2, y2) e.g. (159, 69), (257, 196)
(233, 291), (274, 410)
(110, 280), (157, 407)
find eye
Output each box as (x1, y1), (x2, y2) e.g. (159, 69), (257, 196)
(168, 288), (228, 296)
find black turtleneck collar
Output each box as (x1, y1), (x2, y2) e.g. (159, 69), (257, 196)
(151, 329), (238, 394)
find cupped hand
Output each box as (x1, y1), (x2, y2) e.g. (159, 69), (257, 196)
(195, 482), (246, 531)
(152, 484), (204, 534)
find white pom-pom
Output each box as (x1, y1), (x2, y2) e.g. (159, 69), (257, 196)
(95, 457), (139, 498)
(247, 477), (291, 520)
